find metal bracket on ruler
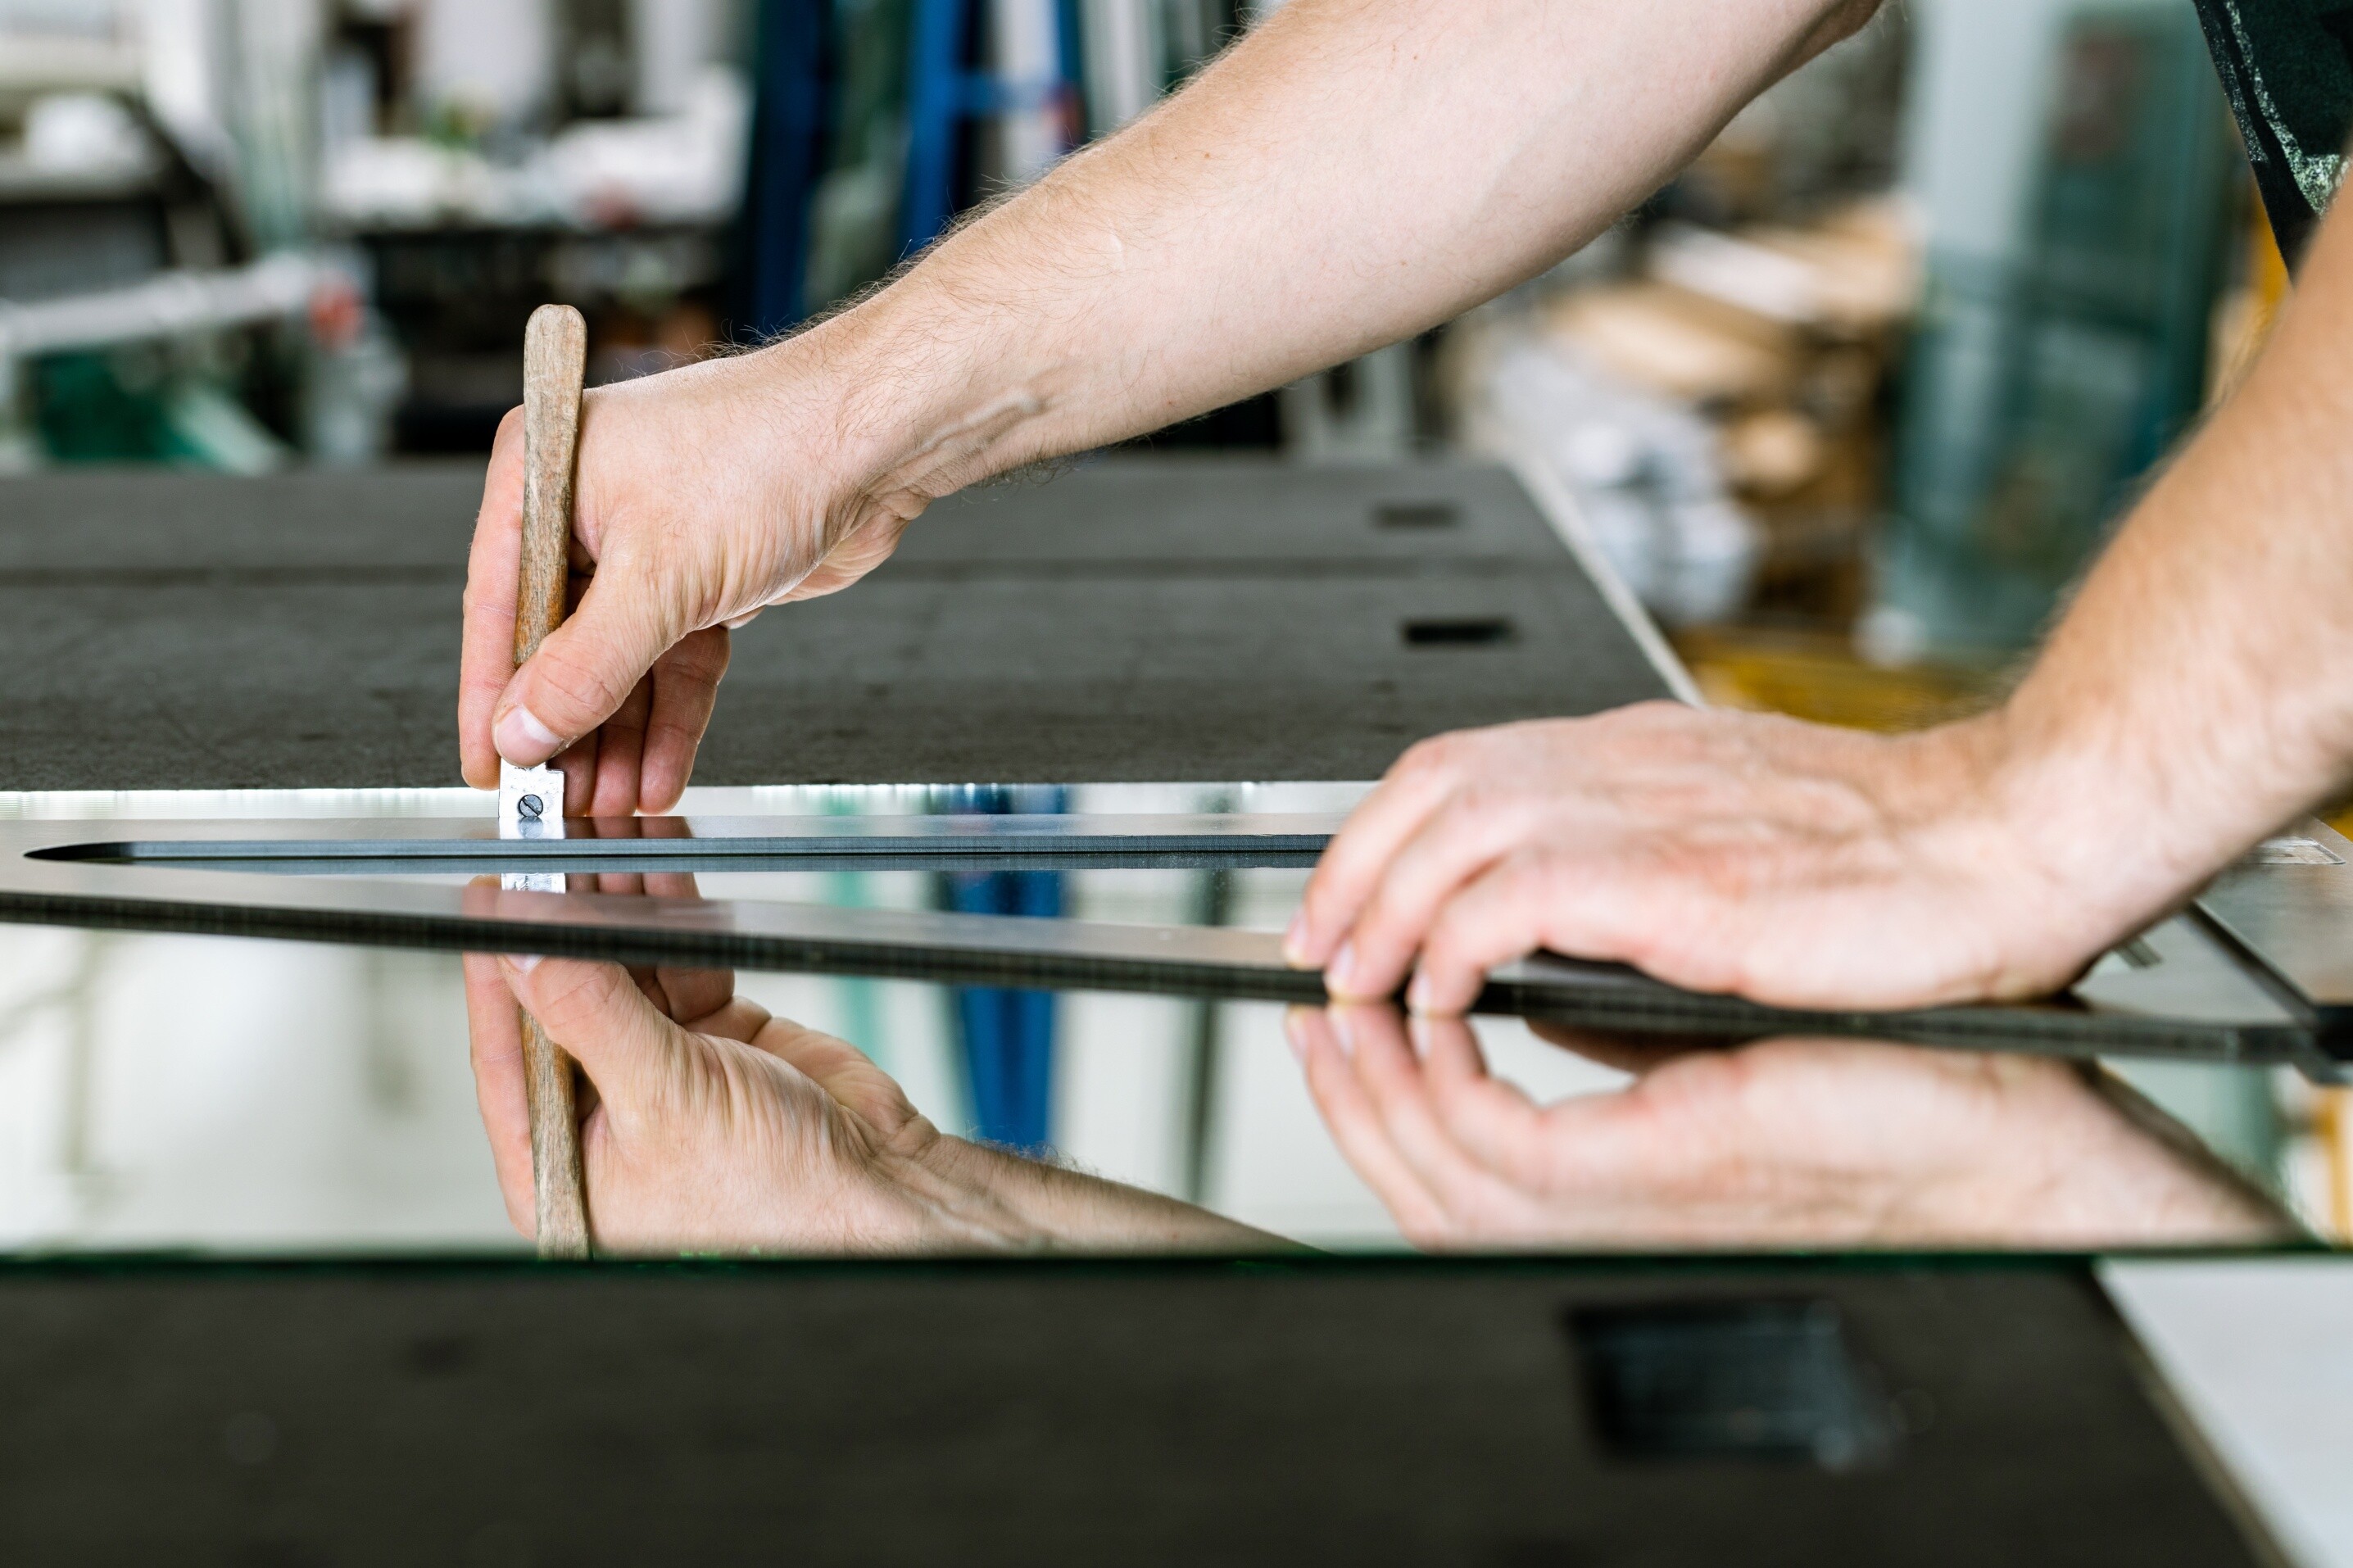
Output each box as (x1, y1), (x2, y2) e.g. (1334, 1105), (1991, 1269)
(497, 760), (566, 895)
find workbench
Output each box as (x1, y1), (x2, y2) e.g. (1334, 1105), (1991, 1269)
(0, 457), (2340, 1566)
(0, 1257), (2303, 1566)
(0, 456), (1677, 790)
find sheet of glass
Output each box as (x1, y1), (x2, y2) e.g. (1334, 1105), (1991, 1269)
(0, 785), (2341, 1262)
(0, 786), (2333, 1076)
(0, 923), (2334, 1262)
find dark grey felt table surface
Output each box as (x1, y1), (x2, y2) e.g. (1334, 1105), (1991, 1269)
(0, 1261), (2273, 1566)
(0, 458), (1674, 789)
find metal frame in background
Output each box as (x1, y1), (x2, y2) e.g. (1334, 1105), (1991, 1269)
(0, 809), (2344, 1080)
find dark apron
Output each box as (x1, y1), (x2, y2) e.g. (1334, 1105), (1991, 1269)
(2192, 0), (2353, 265)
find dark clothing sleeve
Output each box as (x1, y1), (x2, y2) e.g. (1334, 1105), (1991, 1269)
(2192, 0), (2353, 265)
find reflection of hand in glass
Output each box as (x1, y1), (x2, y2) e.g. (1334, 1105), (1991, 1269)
(1289, 1005), (2299, 1251)
(465, 954), (1285, 1256)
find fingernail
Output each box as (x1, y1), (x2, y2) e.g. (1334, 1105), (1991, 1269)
(1330, 1010), (1356, 1059)
(1283, 1007), (1311, 1061)
(505, 952), (542, 974)
(1281, 910), (1312, 967)
(1405, 971), (1433, 1014)
(1408, 1013), (1435, 1059)
(1326, 940), (1360, 995)
(494, 703), (561, 765)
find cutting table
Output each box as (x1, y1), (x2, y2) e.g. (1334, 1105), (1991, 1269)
(0, 457), (2342, 1566)
(0, 456), (1678, 790)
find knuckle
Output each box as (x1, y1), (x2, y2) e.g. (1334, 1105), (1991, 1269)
(1447, 779), (1522, 829)
(1350, 886), (1415, 953)
(1489, 846), (1558, 905)
(1396, 732), (1467, 779)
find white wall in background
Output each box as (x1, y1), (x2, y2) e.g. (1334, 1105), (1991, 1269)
(989, 0), (1065, 184)
(0, 932), (513, 1251)
(1901, 0), (2182, 266)
(1080, 0), (1160, 135)
(1901, 0), (2069, 267)
(134, 0), (237, 175)
(414, 0), (553, 128)
(628, 0), (723, 117)
(224, 0), (325, 246)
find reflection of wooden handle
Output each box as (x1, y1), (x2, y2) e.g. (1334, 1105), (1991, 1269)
(516, 303), (585, 670)
(523, 1013), (589, 1258)
(518, 301), (591, 1260)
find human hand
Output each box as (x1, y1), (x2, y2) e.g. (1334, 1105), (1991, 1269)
(465, 949), (1294, 1255)
(465, 952), (971, 1255)
(458, 349), (926, 813)
(1289, 1004), (2297, 1250)
(1284, 703), (2143, 1014)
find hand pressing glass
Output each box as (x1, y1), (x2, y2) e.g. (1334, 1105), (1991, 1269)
(1289, 1004), (2300, 1252)
(463, 951), (1286, 1258)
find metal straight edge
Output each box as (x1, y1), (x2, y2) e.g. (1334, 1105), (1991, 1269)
(35, 813), (1351, 866)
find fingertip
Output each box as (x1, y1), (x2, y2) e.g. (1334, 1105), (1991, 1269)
(1405, 964), (1476, 1018)
(494, 954), (546, 1018)
(1281, 909), (1317, 968)
(1325, 942), (1408, 1004)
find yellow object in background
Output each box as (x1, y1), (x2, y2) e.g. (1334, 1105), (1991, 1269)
(2318, 1092), (2353, 1240)
(1672, 627), (1999, 733)
(2208, 204), (2292, 405)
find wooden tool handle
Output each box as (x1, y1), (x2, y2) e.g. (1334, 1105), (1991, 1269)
(518, 301), (591, 1260)
(516, 303), (587, 669)
(523, 1013), (589, 1257)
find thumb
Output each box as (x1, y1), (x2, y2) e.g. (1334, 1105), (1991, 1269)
(491, 564), (687, 767)
(506, 955), (687, 1134)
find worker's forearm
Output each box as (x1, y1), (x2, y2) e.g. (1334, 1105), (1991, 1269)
(1988, 194), (2353, 915)
(788, 0), (1879, 509)
(891, 1135), (1296, 1253)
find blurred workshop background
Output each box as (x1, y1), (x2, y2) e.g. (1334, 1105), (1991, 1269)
(0, 0), (2342, 1244)
(0, 0), (2287, 696)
